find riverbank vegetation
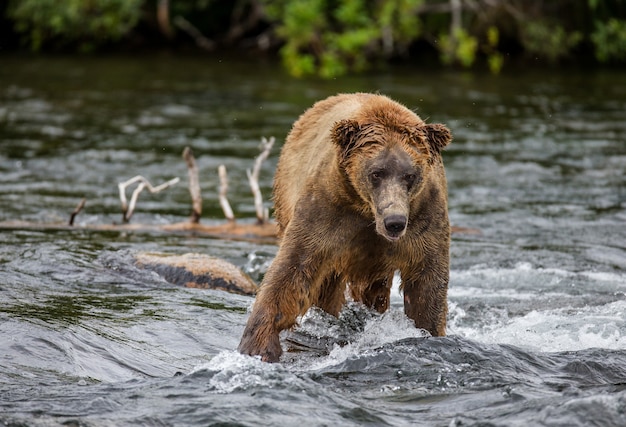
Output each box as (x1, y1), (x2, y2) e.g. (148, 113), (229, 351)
(1, 0), (625, 77)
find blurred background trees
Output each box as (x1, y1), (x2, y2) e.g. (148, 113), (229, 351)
(6, 0), (143, 52)
(1, 0), (625, 77)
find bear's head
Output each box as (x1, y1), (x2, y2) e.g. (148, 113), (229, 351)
(332, 117), (451, 242)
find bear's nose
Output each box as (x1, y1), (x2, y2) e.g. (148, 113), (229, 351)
(384, 215), (407, 235)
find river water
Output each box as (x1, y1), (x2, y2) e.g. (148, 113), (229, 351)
(0, 55), (625, 426)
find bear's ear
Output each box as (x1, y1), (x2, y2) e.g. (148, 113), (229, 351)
(424, 123), (452, 154)
(332, 119), (361, 160)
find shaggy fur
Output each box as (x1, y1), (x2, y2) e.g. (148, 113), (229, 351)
(239, 93), (452, 362)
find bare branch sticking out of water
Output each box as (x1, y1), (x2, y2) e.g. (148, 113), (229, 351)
(183, 147), (202, 224)
(157, 0), (174, 39)
(174, 16), (215, 51)
(68, 198), (86, 226)
(218, 165), (235, 223)
(247, 136), (275, 224)
(118, 176), (180, 223)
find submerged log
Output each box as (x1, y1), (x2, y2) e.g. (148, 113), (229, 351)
(134, 252), (257, 295)
(0, 219), (278, 244)
(161, 220), (278, 242)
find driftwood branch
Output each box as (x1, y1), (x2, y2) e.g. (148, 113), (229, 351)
(157, 0), (174, 39)
(218, 165), (235, 222)
(450, 0), (462, 35)
(247, 136), (275, 224)
(174, 16), (216, 51)
(68, 198), (86, 226)
(183, 147), (202, 223)
(225, 0), (263, 44)
(127, 182), (146, 222)
(118, 175), (180, 223)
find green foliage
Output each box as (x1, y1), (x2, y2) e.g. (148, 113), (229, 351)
(487, 52), (504, 74)
(588, 0), (601, 9)
(8, 0), (143, 51)
(484, 26), (504, 74)
(591, 18), (626, 62)
(262, 0), (424, 78)
(439, 24), (505, 73)
(439, 28), (478, 68)
(520, 21), (583, 63)
(3, 0), (626, 75)
(376, 0), (422, 46)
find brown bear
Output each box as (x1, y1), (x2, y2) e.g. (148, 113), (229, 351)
(238, 93), (452, 362)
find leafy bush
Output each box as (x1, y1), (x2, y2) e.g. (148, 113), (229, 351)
(520, 20), (583, 64)
(3, 0), (626, 76)
(262, 0), (424, 78)
(591, 18), (626, 62)
(8, 0), (143, 51)
(439, 27), (478, 68)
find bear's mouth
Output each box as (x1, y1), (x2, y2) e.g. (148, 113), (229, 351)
(383, 231), (404, 242)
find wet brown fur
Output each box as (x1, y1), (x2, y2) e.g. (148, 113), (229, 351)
(239, 93), (452, 362)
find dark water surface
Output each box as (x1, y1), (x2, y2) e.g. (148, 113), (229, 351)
(1, 55), (625, 426)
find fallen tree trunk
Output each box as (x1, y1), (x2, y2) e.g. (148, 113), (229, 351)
(134, 252), (258, 295)
(0, 219), (279, 244)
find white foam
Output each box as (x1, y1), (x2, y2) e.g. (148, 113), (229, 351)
(309, 309), (430, 370)
(580, 270), (626, 283)
(409, 263), (626, 352)
(192, 351), (294, 393)
(449, 299), (626, 352)
(450, 262), (625, 292)
(449, 262), (575, 291)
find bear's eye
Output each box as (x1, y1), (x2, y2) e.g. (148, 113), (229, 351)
(403, 173), (418, 189)
(369, 170), (385, 185)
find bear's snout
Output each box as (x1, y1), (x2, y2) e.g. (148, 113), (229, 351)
(384, 215), (407, 233)
(383, 214), (407, 240)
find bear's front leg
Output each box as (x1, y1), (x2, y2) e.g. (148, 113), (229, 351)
(238, 244), (319, 362)
(237, 296), (284, 362)
(401, 262), (449, 337)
